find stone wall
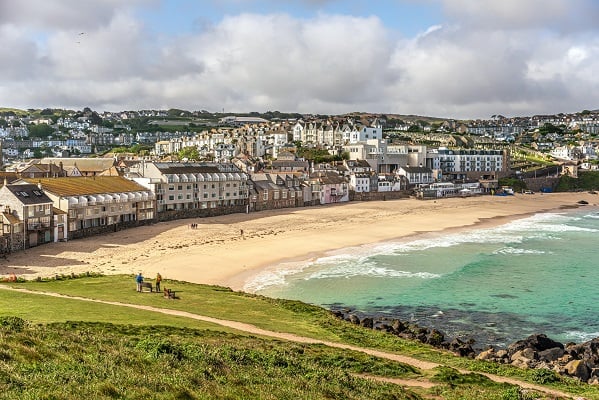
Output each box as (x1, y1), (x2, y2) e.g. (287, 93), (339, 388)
(155, 205), (247, 222)
(69, 220), (155, 240)
(522, 177), (559, 192)
(349, 191), (411, 202)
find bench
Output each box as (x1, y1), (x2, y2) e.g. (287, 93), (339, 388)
(163, 288), (176, 299)
(140, 282), (153, 292)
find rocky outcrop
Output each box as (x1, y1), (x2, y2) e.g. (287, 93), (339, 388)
(330, 309), (599, 383)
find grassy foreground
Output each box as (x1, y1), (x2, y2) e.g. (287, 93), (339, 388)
(0, 274), (597, 399)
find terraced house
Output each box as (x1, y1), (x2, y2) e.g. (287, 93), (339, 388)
(25, 176), (155, 239)
(0, 183), (53, 250)
(126, 162), (249, 217)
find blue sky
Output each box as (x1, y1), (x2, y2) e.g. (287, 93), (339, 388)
(137, 1), (442, 38)
(0, 0), (598, 119)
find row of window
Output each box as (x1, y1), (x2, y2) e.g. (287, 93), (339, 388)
(167, 183), (239, 191)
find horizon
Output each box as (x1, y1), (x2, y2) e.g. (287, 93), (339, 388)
(1, 1), (598, 119)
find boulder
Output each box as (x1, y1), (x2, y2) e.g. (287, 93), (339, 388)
(565, 359), (590, 382)
(391, 319), (406, 333)
(538, 347), (565, 362)
(507, 334), (563, 356)
(348, 314), (360, 325)
(476, 348), (495, 361)
(511, 349), (537, 368)
(360, 317), (373, 329)
(426, 329), (445, 346)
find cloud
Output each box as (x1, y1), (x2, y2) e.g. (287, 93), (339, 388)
(440, 0), (599, 32)
(0, 1), (598, 118)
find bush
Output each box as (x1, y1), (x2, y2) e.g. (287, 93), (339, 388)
(0, 316), (27, 332)
(531, 368), (560, 384)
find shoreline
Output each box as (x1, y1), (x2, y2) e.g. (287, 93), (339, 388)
(224, 197), (591, 292)
(1, 193), (597, 292)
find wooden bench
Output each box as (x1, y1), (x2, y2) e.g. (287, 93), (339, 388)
(163, 288), (176, 299)
(140, 282), (153, 292)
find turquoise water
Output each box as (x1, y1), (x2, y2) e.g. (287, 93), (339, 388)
(246, 208), (599, 348)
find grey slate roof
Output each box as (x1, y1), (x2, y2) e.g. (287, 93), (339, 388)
(5, 184), (52, 205)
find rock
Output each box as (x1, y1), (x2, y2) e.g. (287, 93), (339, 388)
(539, 347), (565, 362)
(476, 348), (495, 361)
(391, 319), (406, 333)
(511, 349), (537, 368)
(495, 349), (508, 359)
(360, 317), (373, 329)
(507, 334), (563, 357)
(565, 359), (590, 382)
(447, 338), (475, 358)
(426, 329), (445, 346)
(348, 314), (360, 325)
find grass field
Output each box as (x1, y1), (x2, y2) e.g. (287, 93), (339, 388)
(0, 275), (597, 399)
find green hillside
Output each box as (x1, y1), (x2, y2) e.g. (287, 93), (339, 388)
(0, 275), (595, 399)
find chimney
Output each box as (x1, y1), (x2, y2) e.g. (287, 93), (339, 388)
(38, 181), (42, 190)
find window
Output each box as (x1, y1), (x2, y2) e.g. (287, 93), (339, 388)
(177, 194), (183, 200)
(168, 195), (174, 201)
(168, 185), (174, 191)
(178, 185), (182, 190)
(263, 191), (268, 200)
(203, 193), (208, 198)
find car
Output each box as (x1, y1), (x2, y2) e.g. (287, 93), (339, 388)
(524, 190), (534, 194)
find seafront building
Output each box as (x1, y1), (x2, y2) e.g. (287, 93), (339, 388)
(126, 162), (249, 217)
(20, 176), (155, 240)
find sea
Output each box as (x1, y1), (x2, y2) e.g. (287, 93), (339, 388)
(244, 207), (599, 350)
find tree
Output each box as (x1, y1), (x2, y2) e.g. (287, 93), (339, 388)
(407, 124), (421, 132)
(178, 146), (200, 161)
(28, 123), (55, 138)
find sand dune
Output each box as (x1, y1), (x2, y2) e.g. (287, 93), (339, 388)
(1, 192), (596, 291)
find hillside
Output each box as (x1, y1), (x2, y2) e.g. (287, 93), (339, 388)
(0, 275), (594, 399)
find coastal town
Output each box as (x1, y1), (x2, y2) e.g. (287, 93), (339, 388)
(0, 108), (597, 253)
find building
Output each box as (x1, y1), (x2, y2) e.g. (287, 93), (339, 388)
(0, 183), (54, 249)
(24, 176), (155, 239)
(127, 162), (248, 213)
(398, 166), (434, 186)
(248, 173), (304, 211)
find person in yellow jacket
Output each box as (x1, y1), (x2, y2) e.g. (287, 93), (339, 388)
(155, 273), (162, 292)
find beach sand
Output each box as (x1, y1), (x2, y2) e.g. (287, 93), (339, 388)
(1, 192), (597, 291)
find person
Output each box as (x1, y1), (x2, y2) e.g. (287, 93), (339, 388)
(135, 272), (143, 292)
(155, 272), (162, 292)
(240, 229), (244, 239)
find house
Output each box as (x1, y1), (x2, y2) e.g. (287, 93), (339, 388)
(23, 176), (155, 239)
(41, 157), (118, 176)
(344, 160), (377, 193)
(398, 166), (434, 186)
(0, 183), (54, 249)
(307, 171), (349, 204)
(248, 173), (304, 211)
(127, 162), (248, 213)
(19, 162), (67, 179)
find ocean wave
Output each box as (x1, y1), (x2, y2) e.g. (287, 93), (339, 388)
(564, 330), (599, 342)
(306, 264), (441, 280)
(243, 261), (313, 292)
(493, 247), (548, 255)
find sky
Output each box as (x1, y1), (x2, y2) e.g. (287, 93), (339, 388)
(0, 0), (598, 119)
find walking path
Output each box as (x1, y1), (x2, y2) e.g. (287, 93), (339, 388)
(0, 285), (582, 399)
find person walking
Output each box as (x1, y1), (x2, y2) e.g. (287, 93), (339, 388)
(135, 272), (144, 292)
(155, 272), (162, 292)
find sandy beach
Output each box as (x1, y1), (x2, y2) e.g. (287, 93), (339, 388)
(1, 192), (597, 291)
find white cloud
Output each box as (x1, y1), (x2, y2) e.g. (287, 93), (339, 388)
(0, 1), (598, 118)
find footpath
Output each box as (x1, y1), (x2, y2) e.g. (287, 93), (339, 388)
(0, 285), (582, 399)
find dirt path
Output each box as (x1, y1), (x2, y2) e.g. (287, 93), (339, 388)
(0, 285), (582, 399)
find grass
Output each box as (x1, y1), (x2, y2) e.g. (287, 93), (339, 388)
(0, 320), (422, 400)
(2, 275), (599, 399)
